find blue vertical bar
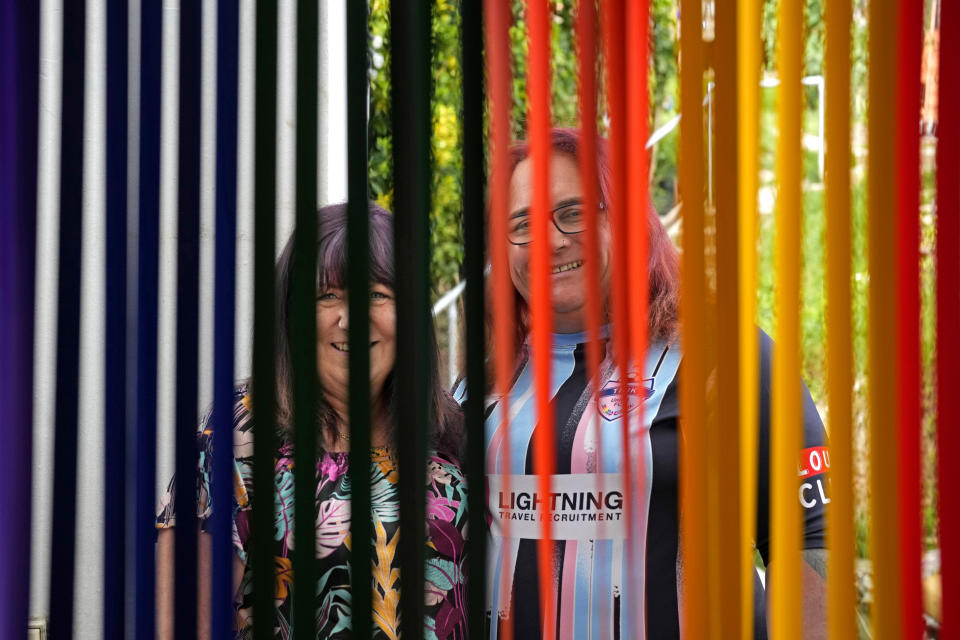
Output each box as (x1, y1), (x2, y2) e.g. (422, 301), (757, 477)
(135, 0), (162, 636)
(174, 1), (202, 638)
(104, 0), (128, 637)
(48, 0), (86, 636)
(460, 0), (487, 635)
(0, 0), (39, 636)
(212, 0), (240, 638)
(391, 1), (431, 637)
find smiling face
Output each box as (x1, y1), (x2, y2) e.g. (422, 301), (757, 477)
(507, 151), (611, 333)
(315, 284), (396, 413)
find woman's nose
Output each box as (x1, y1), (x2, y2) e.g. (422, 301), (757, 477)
(337, 307), (349, 330)
(549, 222), (567, 251)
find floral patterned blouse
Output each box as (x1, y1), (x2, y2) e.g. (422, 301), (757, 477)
(156, 387), (469, 639)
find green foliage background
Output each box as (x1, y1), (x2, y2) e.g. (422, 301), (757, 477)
(366, 0), (940, 555)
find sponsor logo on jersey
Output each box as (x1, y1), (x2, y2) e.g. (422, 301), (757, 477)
(797, 446), (831, 509)
(487, 473), (627, 539)
(597, 377), (654, 421)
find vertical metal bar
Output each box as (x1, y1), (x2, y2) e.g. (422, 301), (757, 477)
(48, 0), (86, 635)
(252, 0), (278, 637)
(292, 0), (319, 636)
(713, 0), (742, 636)
(770, 0), (804, 633)
(104, 0), (129, 637)
(824, 0), (856, 636)
(392, 0), (432, 636)
(526, 0), (557, 635)
(0, 0), (39, 635)
(346, 0), (371, 636)
(576, 0), (605, 494)
(483, 0), (516, 635)
(895, 1), (924, 637)
(212, 0), (240, 637)
(461, 2), (487, 634)
(135, 0), (162, 635)
(736, 0), (761, 635)
(867, 1), (900, 637)
(174, 1), (203, 637)
(677, 0), (709, 633)
(937, 0), (960, 635)
(625, 1), (651, 635)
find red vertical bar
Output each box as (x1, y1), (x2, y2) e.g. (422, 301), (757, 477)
(937, 0), (960, 635)
(484, 0), (515, 636)
(896, 0), (923, 638)
(625, 0), (650, 630)
(527, 1), (557, 636)
(576, 0), (605, 477)
(602, 1), (636, 596)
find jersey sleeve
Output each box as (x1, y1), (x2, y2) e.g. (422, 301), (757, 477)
(754, 329), (829, 567)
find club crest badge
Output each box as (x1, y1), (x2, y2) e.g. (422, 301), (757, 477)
(598, 377), (655, 421)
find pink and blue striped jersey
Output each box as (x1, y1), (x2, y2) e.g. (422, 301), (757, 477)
(455, 328), (828, 639)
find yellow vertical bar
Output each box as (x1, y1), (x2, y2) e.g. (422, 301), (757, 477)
(713, 0), (742, 636)
(736, 0), (761, 635)
(770, 0), (803, 635)
(867, 0), (901, 637)
(824, 0), (857, 636)
(678, 0), (708, 635)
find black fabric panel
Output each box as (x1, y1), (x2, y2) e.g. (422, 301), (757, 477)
(753, 329), (830, 566)
(646, 374), (681, 638)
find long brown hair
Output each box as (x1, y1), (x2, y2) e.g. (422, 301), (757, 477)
(487, 127), (680, 371)
(270, 202), (464, 457)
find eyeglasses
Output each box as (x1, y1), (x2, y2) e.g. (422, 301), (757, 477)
(507, 199), (606, 245)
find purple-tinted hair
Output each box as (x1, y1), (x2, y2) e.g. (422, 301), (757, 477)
(315, 202), (395, 291)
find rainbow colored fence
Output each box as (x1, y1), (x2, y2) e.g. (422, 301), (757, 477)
(0, 0), (957, 638)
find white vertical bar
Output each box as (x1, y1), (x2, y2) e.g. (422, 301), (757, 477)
(30, 0), (63, 624)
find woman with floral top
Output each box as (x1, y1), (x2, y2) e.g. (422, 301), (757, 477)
(156, 202), (468, 639)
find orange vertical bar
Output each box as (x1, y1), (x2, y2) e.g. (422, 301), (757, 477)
(769, 0), (803, 634)
(625, 0), (650, 633)
(895, 0), (923, 637)
(526, 1), (557, 636)
(677, 0), (709, 634)
(867, 0), (901, 636)
(484, 0), (515, 636)
(736, 0), (762, 635)
(824, 0), (856, 636)
(713, 0), (742, 635)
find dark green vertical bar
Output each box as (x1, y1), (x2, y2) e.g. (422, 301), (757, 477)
(292, 0), (318, 637)
(252, 2), (277, 639)
(391, 1), (431, 638)
(460, 0), (487, 635)
(346, 1), (372, 638)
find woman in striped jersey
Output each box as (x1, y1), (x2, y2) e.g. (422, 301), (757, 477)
(457, 127), (829, 639)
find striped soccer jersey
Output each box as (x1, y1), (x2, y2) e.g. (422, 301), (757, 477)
(455, 327), (828, 639)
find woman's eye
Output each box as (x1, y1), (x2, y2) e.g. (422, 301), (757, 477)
(317, 291), (338, 302)
(511, 217), (530, 232)
(370, 290), (392, 301)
